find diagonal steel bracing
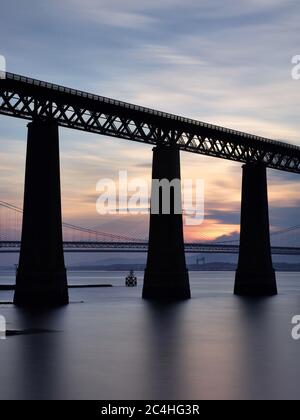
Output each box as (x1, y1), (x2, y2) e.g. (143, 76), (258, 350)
(0, 73), (300, 173)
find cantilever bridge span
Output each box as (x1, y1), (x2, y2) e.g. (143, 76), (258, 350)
(0, 72), (300, 304)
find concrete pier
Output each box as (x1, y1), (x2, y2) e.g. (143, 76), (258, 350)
(234, 162), (277, 296)
(143, 145), (190, 300)
(14, 120), (68, 306)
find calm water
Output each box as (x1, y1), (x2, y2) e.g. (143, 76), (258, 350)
(0, 270), (300, 400)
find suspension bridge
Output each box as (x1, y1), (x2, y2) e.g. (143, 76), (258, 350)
(0, 200), (299, 255)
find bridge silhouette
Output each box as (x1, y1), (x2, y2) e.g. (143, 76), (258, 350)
(0, 200), (299, 255)
(0, 72), (300, 305)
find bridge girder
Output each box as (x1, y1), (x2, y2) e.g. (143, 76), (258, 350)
(0, 73), (300, 173)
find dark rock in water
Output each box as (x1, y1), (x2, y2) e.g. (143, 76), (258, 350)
(0, 285), (15, 291)
(6, 329), (59, 337)
(69, 284), (113, 288)
(0, 284), (113, 291)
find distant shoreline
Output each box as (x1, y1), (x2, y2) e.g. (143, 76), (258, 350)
(1, 263), (300, 272)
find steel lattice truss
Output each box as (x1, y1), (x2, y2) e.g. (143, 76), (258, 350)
(0, 73), (300, 173)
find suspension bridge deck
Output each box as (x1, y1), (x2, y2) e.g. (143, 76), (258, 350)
(0, 241), (299, 255)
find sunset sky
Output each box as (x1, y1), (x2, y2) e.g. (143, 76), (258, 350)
(0, 0), (299, 242)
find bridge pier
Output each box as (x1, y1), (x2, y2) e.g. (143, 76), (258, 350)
(14, 120), (68, 306)
(234, 162), (277, 296)
(143, 145), (191, 300)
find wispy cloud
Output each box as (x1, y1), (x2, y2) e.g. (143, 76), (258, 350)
(0, 0), (300, 240)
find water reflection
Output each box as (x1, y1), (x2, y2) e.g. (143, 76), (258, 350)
(0, 272), (300, 399)
(142, 302), (188, 399)
(235, 296), (300, 400)
(6, 308), (67, 400)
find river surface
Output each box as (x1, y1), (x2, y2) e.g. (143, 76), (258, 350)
(0, 270), (300, 400)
